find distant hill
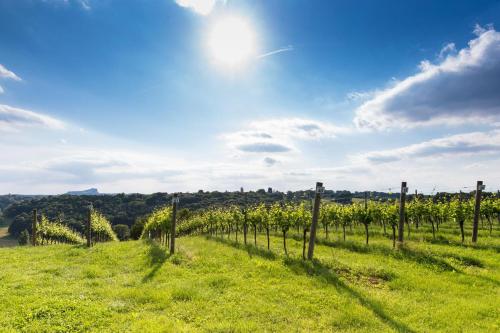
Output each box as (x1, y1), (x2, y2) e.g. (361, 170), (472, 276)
(66, 188), (100, 196)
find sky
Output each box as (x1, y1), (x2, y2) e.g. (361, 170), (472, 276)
(1, 0), (500, 194)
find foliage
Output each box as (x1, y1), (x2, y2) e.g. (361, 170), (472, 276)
(113, 224), (131, 241)
(141, 206), (173, 244)
(18, 229), (29, 245)
(36, 216), (85, 245)
(130, 217), (146, 240)
(90, 211), (118, 242)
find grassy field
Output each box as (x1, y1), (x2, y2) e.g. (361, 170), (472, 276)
(0, 224), (498, 332)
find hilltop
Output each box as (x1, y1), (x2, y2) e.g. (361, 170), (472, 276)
(66, 188), (101, 196)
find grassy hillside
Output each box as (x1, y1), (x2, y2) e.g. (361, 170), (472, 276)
(0, 229), (498, 332)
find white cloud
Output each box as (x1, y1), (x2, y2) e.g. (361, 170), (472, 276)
(354, 26), (500, 130)
(355, 130), (500, 164)
(221, 118), (350, 154)
(0, 104), (66, 132)
(0, 86), (4, 94)
(174, 0), (225, 15)
(0, 64), (21, 81)
(438, 42), (456, 59)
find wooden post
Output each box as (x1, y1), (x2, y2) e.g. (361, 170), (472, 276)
(32, 209), (37, 246)
(398, 182), (407, 244)
(170, 193), (179, 255)
(243, 188), (248, 245)
(87, 204), (92, 247)
(307, 182), (324, 260)
(472, 181), (483, 243)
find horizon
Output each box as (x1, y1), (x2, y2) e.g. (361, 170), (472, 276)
(2, 185), (496, 197)
(1, 0), (500, 195)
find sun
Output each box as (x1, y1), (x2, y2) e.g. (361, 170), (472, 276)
(208, 16), (256, 67)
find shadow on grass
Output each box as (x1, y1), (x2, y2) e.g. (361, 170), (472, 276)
(204, 234), (413, 331)
(315, 239), (478, 272)
(205, 235), (276, 260)
(142, 240), (170, 283)
(425, 236), (500, 253)
(283, 257), (416, 333)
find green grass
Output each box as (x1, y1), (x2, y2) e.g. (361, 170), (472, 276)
(0, 223), (499, 332)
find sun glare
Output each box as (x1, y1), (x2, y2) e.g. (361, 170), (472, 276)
(208, 17), (256, 67)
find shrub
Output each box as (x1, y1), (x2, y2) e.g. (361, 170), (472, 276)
(113, 224), (130, 241)
(18, 229), (30, 245)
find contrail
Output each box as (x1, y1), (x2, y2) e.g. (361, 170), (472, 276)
(257, 45), (294, 59)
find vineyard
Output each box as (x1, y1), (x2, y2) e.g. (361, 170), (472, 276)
(28, 209), (117, 246)
(0, 187), (499, 332)
(144, 194), (500, 257)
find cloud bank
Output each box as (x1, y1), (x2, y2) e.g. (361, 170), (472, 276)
(357, 130), (500, 163)
(354, 26), (500, 130)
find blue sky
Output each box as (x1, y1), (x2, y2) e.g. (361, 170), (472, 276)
(1, 0), (500, 194)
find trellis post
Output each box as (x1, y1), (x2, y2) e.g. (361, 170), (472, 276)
(472, 181), (484, 243)
(398, 182), (408, 244)
(307, 182), (324, 260)
(170, 193), (179, 255)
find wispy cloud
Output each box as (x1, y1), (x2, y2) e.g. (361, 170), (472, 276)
(174, 0), (226, 15)
(78, 0), (91, 10)
(0, 104), (66, 132)
(0, 64), (21, 81)
(41, 0), (91, 11)
(354, 25), (500, 130)
(438, 42), (456, 59)
(258, 45), (294, 59)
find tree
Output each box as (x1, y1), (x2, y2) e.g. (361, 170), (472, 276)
(130, 217), (146, 240)
(18, 229), (29, 245)
(113, 224), (131, 241)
